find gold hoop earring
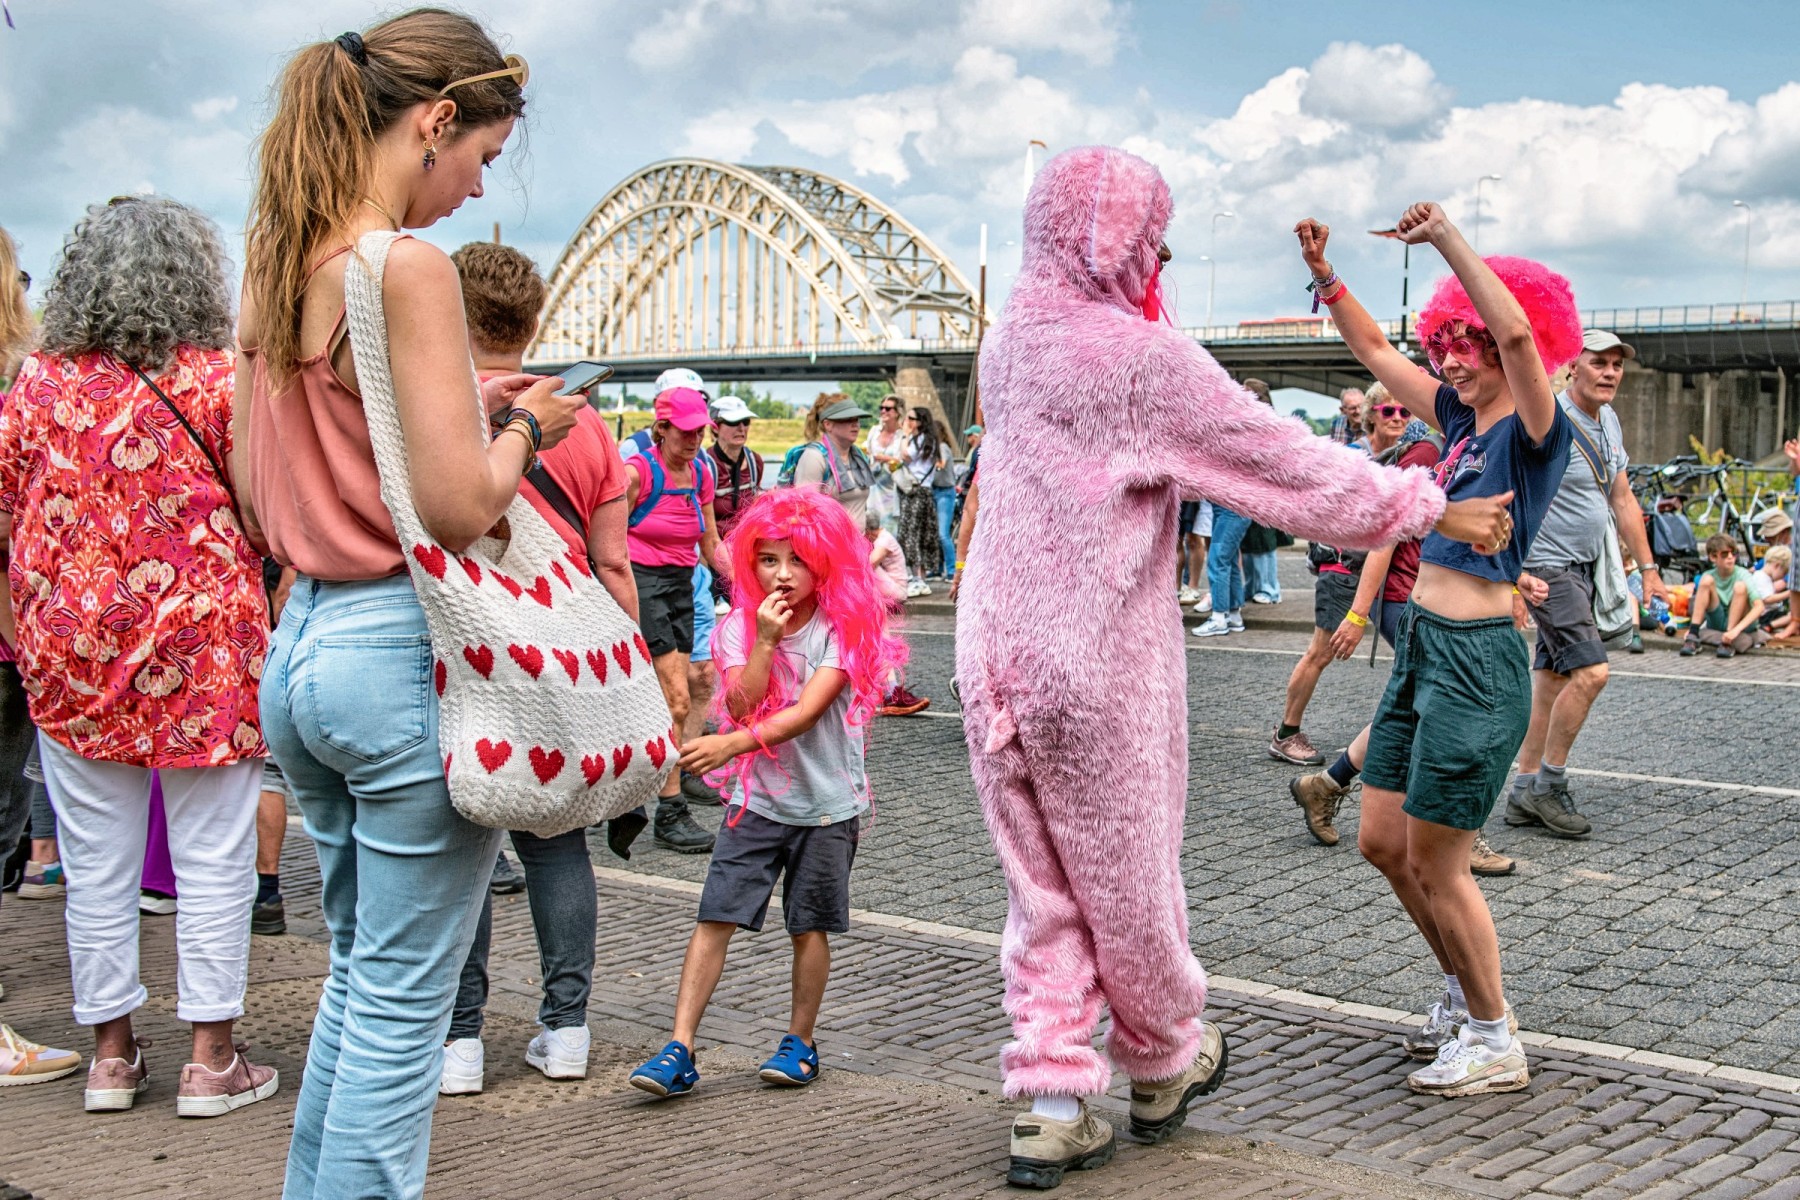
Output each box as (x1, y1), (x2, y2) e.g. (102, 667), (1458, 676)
(423, 140), (438, 171)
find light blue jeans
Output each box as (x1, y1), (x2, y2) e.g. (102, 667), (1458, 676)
(1243, 550), (1282, 602)
(933, 485), (958, 577)
(1206, 505), (1251, 614)
(262, 574), (501, 1200)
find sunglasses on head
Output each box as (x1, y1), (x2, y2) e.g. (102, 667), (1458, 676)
(1376, 404), (1407, 419)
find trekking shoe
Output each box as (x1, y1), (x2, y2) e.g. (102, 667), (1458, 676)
(653, 803), (715, 854)
(1226, 610), (1245, 632)
(489, 852), (525, 895)
(878, 686), (931, 717)
(1289, 772), (1348, 847)
(681, 770), (724, 806)
(84, 1043), (149, 1112)
(1191, 614), (1232, 638)
(1679, 636), (1698, 657)
(439, 1038), (485, 1095)
(1406, 1027), (1529, 1097)
(629, 1040), (699, 1098)
(1715, 644), (1735, 659)
(1268, 728), (1323, 765)
(1628, 633), (1645, 655)
(1007, 1103), (1116, 1190)
(139, 889), (177, 915)
(1468, 832), (1515, 877)
(251, 895), (287, 936)
(1403, 998), (1518, 1060)
(1503, 779), (1591, 839)
(1129, 1022), (1229, 1142)
(18, 859), (64, 899)
(176, 1045), (279, 1117)
(526, 1026), (591, 1080)
(0, 1024), (81, 1086)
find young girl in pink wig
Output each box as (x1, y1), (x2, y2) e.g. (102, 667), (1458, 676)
(959, 147), (1516, 1189)
(629, 488), (906, 1099)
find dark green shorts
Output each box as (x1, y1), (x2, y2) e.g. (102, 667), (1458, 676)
(1362, 602), (1531, 830)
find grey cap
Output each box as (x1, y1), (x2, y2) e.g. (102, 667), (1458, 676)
(1582, 329), (1636, 359)
(819, 398), (871, 422)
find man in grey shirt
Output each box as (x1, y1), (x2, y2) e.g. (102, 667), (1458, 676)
(1508, 331), (1668, 839)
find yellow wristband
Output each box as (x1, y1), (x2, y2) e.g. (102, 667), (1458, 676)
(1343, 610), (1368, 628)
(1511, 586), (1520, 595)
(955, 559), (967, 570)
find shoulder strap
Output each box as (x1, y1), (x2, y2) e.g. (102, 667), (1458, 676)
(525, 463), (588, 543)
(1561, 401), (1609, 492)
(628, 450), (666, 528)
(129, 363), (237, 515)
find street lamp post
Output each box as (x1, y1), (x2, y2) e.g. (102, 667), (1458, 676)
(1368, 227), (1414, 353)
(1022, 139), (1047, 202)
(1733, 199), (1752, 313)
(1473, 174), (1501, 253)
(1207, 210), (1234, 328)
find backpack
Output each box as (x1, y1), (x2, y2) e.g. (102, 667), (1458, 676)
(777, 440), (871, 492)
(776, 441), (818, 488)
(628, 447), (714, 529)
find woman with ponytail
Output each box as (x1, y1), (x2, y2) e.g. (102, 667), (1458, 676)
(238, 10), (583, 1197)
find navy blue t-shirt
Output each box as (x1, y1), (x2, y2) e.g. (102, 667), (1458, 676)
(1418, 384), (1572, 585)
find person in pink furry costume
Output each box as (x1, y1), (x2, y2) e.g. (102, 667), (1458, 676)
(955, 146), (1517, 1189)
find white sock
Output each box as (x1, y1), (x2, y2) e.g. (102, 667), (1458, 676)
(1444, 974), (1467, 1012)
(1030, 1095), (1082, 1122)
(1465, 1013), (1513, 1053)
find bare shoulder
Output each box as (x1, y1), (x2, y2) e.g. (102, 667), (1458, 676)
(236, 284), (262, 351)
(382, 237), (459, 294)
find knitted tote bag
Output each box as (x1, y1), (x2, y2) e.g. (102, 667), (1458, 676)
(344, 230), (674, 836)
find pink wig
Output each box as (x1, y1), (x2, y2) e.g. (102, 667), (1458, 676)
(1415, 255), (1583, 373)
(709, 488), (909, 795)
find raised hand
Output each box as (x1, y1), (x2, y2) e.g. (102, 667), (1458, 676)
(1395, 201), (1451, 246)
(1436, 490), (1515, 555)
(1294, 218), (1331, 276)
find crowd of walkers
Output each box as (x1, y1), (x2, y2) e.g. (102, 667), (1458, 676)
(2, 10), (1798, 1199)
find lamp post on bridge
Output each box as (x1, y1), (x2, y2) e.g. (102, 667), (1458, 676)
(1369, 227), (1413, 354)
(1473, 174), (1501, 253)
(1206, 210), (1234, 328)
(1733, 199), (1752, 315)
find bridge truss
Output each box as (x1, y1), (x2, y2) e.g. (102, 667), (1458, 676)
(531, 159), (988, 366)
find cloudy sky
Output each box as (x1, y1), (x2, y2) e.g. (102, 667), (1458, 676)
(2, 0), (1795, 367)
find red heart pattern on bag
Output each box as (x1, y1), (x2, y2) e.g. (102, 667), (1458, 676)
(550, 561), (571, 590)
(526, 577), (554, 607)
(634, 633), (652, 663)
(463, 645), (495, 679)
(646, 736), (668, 768)
(528, 746), (565, 784)
(552, 649), (581, 685)
(580, 754), (606, 787)
(460, 558), (483, 586)
(611, 744), (633, 777)
(565, 548), (592, 578)
(585, 649), (609, 684)
(475, 738), (512, 773)
(612, 641), (633, 678)
(494, 573), (523, 600)
(508, 644), (545, 679)
(412, 543), (447, 580)
(434, 659), (446, 696)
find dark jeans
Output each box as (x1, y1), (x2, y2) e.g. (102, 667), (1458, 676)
(0, 664), (38, 911)
(449, 825), (597, 1038)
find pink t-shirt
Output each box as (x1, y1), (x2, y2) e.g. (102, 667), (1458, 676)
(625, 446), (714, 568)
(869, 529), (908, 602)
(476, 376), (627, 560)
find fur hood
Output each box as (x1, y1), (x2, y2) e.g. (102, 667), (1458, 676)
(1015, 145), (1172, 317)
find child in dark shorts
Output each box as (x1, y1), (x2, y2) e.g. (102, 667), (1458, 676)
(629, 490), (906, 1099)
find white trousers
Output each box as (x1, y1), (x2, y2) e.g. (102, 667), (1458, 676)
(39, 736), (262, 1025)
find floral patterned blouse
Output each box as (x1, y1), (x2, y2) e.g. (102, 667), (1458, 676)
(0, 346), (268, 767)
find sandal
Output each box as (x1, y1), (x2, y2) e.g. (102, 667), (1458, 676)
(629, 1040), (699, 1098)
(758, 1034), (819, 1087)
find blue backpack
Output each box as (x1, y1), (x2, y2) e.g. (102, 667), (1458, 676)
(628, 448), (714, 529)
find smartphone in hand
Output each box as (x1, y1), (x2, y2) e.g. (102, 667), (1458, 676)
(555, 360), (614, 396)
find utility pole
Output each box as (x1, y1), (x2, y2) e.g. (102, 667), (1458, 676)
(973, 223), (988, 426)
(1473, 174), (1501, 253)
(1733, 200), (1752, 314)
(1207, 211), (1234, 328)
(492, 221), (501, 245)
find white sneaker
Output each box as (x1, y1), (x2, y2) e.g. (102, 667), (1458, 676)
(1192, 614), (1232, 638)
(1404, 997), (1519, 1061)
(138, 890), (176, 915)
(439, 1038), (484, 1095)
(904, 579), (926, 598)
(526, 1025), (590, 1080)
(1226, 611), (1244, 632)
(915, 581), (934, 597)
(1406, 1027), (1529, 1096)
(713, 599), (730, 616)
(1191, 592), (1212, 613)
(1178, 586), (1200, 604)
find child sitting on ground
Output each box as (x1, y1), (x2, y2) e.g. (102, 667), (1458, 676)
(1682, 533), (1768, 658)
(1755, 544), (1791, 630)
(629, 489), (906, 1098)
(866, 508), (910, 609)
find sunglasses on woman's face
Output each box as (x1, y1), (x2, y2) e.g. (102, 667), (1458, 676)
(1376, 404), (1407, 419)
(719, 419), (750, 429)
(879, 405), (898, 413)
(17, 270), (28, 290)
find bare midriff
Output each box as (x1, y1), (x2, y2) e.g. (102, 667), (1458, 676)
(1408, 562), (1515, 622)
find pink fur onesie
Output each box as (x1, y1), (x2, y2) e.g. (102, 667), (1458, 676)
(956, 146), (1449, 1099)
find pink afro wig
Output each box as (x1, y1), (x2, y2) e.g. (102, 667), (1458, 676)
(1415, 256), (1583, 373)
(711, 486), (908, 742)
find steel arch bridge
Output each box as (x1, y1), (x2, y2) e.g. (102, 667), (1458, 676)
(530, 158), (988, 367)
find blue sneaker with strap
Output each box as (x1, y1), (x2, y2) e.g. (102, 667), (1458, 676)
(629, 1040), (699, 1098)
(758, 1034), (820, 1086)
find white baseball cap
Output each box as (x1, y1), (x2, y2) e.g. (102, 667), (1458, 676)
(655, 367), (708, 396)
(712, 395), (754, 423)
(1581, 330), (1636, 360)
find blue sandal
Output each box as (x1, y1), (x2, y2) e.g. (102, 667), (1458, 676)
(629, 1040), (699, 1098)
(758, 1034), (820, 1086)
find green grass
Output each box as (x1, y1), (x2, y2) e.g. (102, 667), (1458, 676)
(596, 410), (810, 459)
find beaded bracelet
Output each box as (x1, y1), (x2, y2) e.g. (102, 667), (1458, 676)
(503, 407), (543, 452)
(497, 421), (537, 474)
(1307, 269), (1341, 314)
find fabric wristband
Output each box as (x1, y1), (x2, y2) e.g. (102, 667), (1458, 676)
(1343, 610), (1368, 628)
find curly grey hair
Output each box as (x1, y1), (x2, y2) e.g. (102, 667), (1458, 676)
(38, 195), (234, 370)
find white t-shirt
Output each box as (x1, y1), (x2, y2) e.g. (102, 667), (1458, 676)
(869, 529), (908, 601)
(715, 608), (867, 826)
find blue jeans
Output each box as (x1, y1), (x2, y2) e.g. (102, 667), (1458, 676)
(1206, 505), (1250, 614)
(449, 825), (597, 1039)
(1243, 550), (1281, 602)
(934, 485), (958, 576)
(263, 575), (502, 1200)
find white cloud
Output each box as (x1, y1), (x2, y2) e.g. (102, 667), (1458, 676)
(963, 0), (1121, 64)
(190, 96), (240, 122)
(1300, 41), (1450, 132)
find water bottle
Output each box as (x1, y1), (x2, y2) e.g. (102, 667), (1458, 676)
(1649, 595), (1672, 633)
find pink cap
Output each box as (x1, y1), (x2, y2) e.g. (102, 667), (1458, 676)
(655, 387), (713, 431)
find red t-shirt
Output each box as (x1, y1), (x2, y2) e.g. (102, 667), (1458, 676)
(478, 375), (626, 559)
(1383, 438), (1444, 603)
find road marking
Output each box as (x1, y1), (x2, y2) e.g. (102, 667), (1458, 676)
(1564, 767), (1800, 799)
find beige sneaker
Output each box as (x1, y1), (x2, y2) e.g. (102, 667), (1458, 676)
(0, 1023), (81, 1086)
(1289, 772), (1349, 847)
(84, 1043), (149, 1111)
(1007, 1104), (1116, 1190)
(1128, 1021), (1229, 1142)
(1267, 728), (1324, 765)
(176, 1045), (279, 1118)
(1469, 832), (1515, 876)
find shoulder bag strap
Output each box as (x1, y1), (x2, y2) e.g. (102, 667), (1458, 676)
(128, 362), (239, 516)
(524, 463), (588, 542)
(1558, 398), (1609, 491)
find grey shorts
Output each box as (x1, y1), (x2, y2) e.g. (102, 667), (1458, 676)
(1526, 562), (1608, 674)
(260, 759), (292, 799)
(697, 808), (859, 935)
(1314, 570), (1359, 630)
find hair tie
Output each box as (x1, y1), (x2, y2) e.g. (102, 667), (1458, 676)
(334, 31), (368, 66)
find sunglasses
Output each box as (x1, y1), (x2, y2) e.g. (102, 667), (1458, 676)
(16, 270), (28, 291)
(879, 405), (898, 413)
(718, 419), (750, 429)
(1375, 404), (1407, 419)
(1425, 330), (1496, 374)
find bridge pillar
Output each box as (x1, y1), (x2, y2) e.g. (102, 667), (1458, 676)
(893, 358), (973, 450)
(1613, 365), (1791, 462)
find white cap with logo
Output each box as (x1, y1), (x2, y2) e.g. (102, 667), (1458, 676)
(655, 367), (708, 396)
(1582, 330), (1636, 360)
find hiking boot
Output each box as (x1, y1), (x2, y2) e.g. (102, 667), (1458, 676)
(176, 1045), (279, 1117)
(681, 771), (724, 806)
(1468, 832), (1515, 877)
(251, 895), (287, 936)
(653, 801), (715, 854)
(1504, 778), (1591, 839)
(879, 686), (931, 717)
(1406, 1028), (1529, 1097)
(84, 1043), (149, 1112)
(1007, 1103), (1116, 1190)
(0, 1023), (81, 1086)
(1268, 728), (1323, 765)
(1289, 772), (1348, 847)
(1129, 1023), (1229, 1143)
(489, 852), (525, 895)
